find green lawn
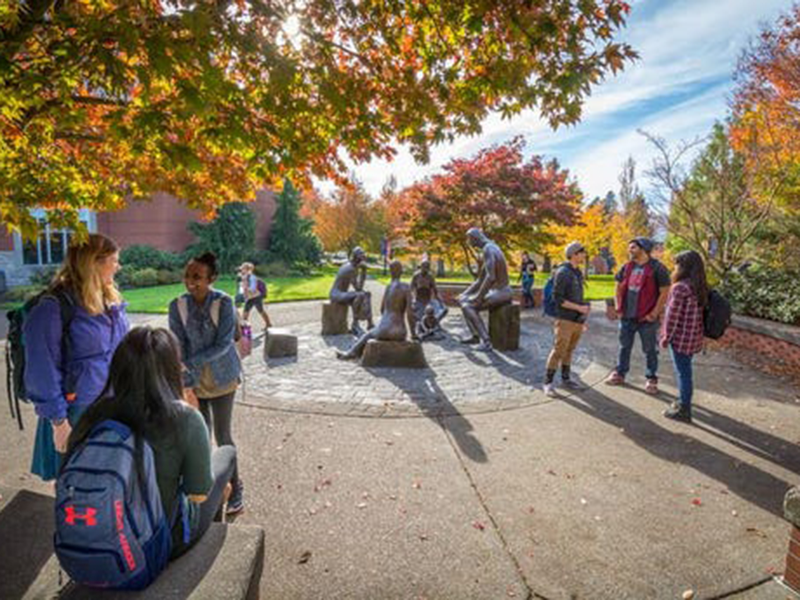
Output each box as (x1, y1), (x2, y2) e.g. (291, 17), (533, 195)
(1, 271), (617, 314)
(122, 273), (339, 313)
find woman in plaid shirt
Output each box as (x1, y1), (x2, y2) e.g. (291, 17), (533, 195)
(660, 251), (708, 423)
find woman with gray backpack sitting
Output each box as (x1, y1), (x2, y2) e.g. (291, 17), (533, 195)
(169, 252), (245, 515)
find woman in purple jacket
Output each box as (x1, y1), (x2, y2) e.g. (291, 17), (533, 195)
(24, 233), (130, 480)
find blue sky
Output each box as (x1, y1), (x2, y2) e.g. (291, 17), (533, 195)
(333, 0), (795, 202)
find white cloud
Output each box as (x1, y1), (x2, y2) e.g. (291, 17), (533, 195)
(321, 0), (794, 199)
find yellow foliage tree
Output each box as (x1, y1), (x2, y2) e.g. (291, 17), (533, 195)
(543, 204), (609, 275)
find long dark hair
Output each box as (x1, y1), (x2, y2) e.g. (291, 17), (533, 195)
(66, 326), (183, 457)
(672, 250), (709, 307)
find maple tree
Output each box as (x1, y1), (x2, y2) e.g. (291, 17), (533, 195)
(730, 5), (800, 264)
(1, 0), (637, 237)
(310, 180), (385, 254)
(397, 137), (580, 272)
(543, 203), (608, 276)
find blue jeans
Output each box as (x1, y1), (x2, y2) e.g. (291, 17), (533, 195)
(669, 346), (694, 409)
(616, 319), (659, 380)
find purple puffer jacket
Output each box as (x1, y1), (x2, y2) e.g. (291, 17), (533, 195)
(23, 293), (130, 420)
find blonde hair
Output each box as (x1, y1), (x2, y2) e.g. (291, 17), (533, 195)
(54, 233), (122, 315)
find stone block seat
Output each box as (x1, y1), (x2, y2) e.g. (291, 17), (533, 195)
(361, 340), (428, 369)
(0, 485), (265, 600)
(263, 327), (298, 359)
(489, 302), (521, 351)
(321, 301), (349, 335)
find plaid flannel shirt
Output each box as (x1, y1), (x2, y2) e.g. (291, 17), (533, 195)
(661, 281), (704, 355)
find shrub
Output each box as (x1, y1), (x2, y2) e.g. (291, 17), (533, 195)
(29, 266), (59, 287)
(2, 285), (43, 303)
(255, 260), (291, 278)
(120, 245), (183, 271)
(720, 265), (800, 325)
(128, 268), (160, 288)
(157, 269), (183, 285)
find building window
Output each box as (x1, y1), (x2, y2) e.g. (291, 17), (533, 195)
(21, 221), (83, 266)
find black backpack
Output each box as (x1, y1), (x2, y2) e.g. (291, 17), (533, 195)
(703, 289), (732, 340)
(6, 286), (76, 430)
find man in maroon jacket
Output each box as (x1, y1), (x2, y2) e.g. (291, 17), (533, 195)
(605, 237), (671, 394)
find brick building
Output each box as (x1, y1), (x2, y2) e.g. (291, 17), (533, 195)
(0, 190), (277, 287)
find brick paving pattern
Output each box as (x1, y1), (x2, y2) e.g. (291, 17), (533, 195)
(240, 310), (593, 417)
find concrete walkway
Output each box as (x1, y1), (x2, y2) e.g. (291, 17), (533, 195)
(1, 295), (799, 599)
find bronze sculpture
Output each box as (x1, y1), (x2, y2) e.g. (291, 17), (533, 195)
(336, 260), (413, 359)
(410, 259), (448, 340)
(458, 228), (512, 351)
(329, 246), (374, 335)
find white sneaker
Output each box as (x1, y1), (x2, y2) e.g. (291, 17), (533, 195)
(543, 383), (558, 398)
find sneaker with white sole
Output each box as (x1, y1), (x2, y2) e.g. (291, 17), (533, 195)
(543, 383), (558, 398)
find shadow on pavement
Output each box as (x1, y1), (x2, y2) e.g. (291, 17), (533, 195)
(558, 387), (793, 516)
(365, 366), (488, 464)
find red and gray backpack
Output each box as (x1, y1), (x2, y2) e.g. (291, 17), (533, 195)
(55, 420), (180, 589)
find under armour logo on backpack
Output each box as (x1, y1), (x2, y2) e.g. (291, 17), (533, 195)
(64, 506), (98, 526)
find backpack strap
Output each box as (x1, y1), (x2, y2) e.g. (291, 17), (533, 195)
(209, 298), (221, 327)
(177, 296), (189, 328)
(179, 295), (222, 328)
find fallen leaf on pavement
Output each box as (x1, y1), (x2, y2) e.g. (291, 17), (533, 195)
(746, 527), (767, 538)
(691, 498), (702, 507)
(472, 521), (485, 531)
(314, 478), (333, 493)
(298, 551), (312, 564)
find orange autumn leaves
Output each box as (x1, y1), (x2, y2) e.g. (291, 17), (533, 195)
(1, 0), (636, 235)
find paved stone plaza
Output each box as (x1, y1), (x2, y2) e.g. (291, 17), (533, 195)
(241, 311), (592, 417)
(2, 294), (800, 599)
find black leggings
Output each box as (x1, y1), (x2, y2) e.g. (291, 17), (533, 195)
(198, 392), (240, 485)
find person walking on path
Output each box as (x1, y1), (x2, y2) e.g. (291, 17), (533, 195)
(543, 242), (590, 397)
(660, 250), (708, 423)
(239, 262), (271, 330)
(23, 233), (129, 480)
(169, 252), (245, 515)
(65, 326), (236, 559)
(519, 251), (537, 309)
(605, 237), (671, 394)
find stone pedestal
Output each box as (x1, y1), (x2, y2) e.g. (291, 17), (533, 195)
(263, 328), (298, 359)
(361, 340), (427, 369)
(489, 303), (520, 351)
(321, 302), (348, 335)
(782, 487), (800, 592)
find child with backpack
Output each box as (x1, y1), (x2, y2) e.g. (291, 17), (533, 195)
(660, 250), (709, 423)
(169, 252), (245, 515)
(239, 262), (271, 330)
(18, 233), (129, 481)
(58, 326), (236, 589)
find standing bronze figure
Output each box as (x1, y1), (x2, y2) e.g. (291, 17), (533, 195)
(329, 247), (374, 335)
(458, 228), (512, 351)
(336, 260), (413, 359)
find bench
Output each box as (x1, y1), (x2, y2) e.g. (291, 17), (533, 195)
(263, 327), (298, 360)
(0, 485), (265, 600)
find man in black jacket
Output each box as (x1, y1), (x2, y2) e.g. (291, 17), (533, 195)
(544, 242), (590, 397)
